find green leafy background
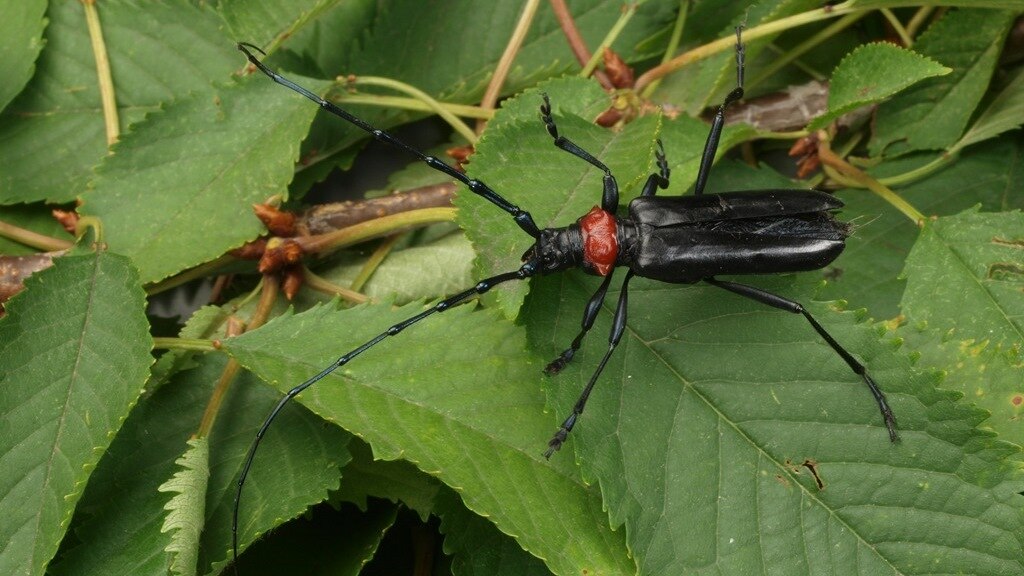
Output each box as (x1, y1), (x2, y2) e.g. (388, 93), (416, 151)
(1, 1), (1023, 576)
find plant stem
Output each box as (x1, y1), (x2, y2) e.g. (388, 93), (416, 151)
(75, 216), (104, 244)
(0, 220), (73, 251)
(878, 152), (955, 187)
(351, 234), (402, 293)
(331, 95), (492, 119)
(152, 337), (218, 352)
(748, 12), (865, 89)
(641, 0), (689, 98)
(549, 0), (612, 89)
(635, 2), (872, 91)
(145, 254), (236, 295)
(353, 77), (478, 144)
(196, 275), (279, 438)
(476, 0), (541, 133)
(302, 266), (370, 304)
(581, 3), (637, 79)
(905, 6), (936, 40)
(81, 0), (119, 145)
(298, 207), (455, 254)
(880, 9), (913, 46)
(817, 133), (925, 225)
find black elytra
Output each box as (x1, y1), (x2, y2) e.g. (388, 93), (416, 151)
(232, 27), (898, 568)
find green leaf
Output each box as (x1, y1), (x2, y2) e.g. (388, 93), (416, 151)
(158, 438), (211, 576)
(332, 439), (551, 575)
(311, 232), (475, 305)
(818, 136), (1024, 317)
(0, 0), (238, 204)
(808, 42), (950, 131)
(232, 499), (397, 576)
(458, 102), (1024, 573)
(954, 67), (1024, 153)
(79, 75), (330, 284)
(897, 210), (1024, 445)
(48, 352), (352, 576)
(0, 250), (152, 576)
(223, 302), (636, 576)
(0, 0), (46, 113)
(526, 273), (1024, 574)
(217, 0), (343, 49)
(870, 9), (1016, 156)
(437, 488), (553, 576)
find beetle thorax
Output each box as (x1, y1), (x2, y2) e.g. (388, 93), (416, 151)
(522, 206), (625, 276)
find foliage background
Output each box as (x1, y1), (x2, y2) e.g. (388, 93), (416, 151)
(1, 1), (1023, 575)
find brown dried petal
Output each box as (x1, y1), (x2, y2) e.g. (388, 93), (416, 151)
(51, 209), (79, 235)
(446, 145), (474, 169)
(282, 265), (304, 300)
(788, 135), (818, 158)
(230, 237), (268, 260)
(252, 203), (297, 237)
(602, 47), (634, 89)
(795, 154), (821, 179)
(595, 107), (624, 128)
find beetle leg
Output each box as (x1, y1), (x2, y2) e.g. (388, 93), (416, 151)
(693, 27), (745, 197)
(540, 93), (620, 211)
(545, 271), (634, 458)
(639, 139), (671, 197)
(544, 272), (616, 375)
(704, 277), (900, 442)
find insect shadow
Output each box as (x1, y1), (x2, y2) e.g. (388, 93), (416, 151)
(232, 27), (899, 568)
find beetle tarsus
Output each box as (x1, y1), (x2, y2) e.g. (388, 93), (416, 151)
(544, 351), (573, 375)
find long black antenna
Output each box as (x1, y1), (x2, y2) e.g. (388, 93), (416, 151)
(232, 262), (537, 567)
(237, 43), (541, 238)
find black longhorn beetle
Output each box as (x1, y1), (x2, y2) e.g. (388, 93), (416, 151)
(233, 27), (899, 565)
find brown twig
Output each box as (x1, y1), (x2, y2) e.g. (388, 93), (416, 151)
(196, 275), (279, 438)
(298, 183), (456, 236)
(548, 0), (613, 89)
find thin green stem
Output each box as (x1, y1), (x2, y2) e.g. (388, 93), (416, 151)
(153, 337), (217, 352)
(905, 6), (935, 40)
(353, 76), (478, 144)
(878, 152), (955, 187)
(748, 13), (866, 89)
(0, 220), (73, 251)
(196, 277), (279, 438)
(880, 9), (913, 46)
(640, 0), (689, 98)
(350, 233), (402, 293)
(81, 0), (119, 145)
(818, 133), (925, 224)
(302, 266), (370, 304)
(75, 216), (104, 244)
(145, 254), (235, 295)
(580, 3), (637, 78)
(635, 2), (874, 90)
(333, 95), (492, 119)
(755, 129), (810, 141)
